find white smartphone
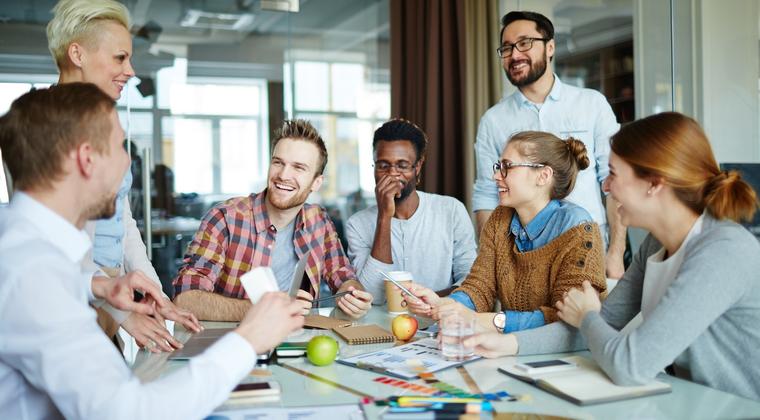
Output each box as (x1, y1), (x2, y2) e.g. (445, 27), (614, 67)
(379, 271), (420, 302)
(514, 359), (577, 375)
(230, 381), (281, 398)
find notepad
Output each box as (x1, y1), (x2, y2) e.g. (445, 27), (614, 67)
(304, 314), (353, 330)
(332, 324), (395, 345)
(498, 355), (672, 405)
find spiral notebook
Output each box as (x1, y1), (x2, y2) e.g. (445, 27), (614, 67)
(333, 324), (395, 345)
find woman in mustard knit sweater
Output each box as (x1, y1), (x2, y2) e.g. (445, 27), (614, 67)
(405, 131), (606, 333)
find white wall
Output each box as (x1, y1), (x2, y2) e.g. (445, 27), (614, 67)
(635, 0), (760, 163)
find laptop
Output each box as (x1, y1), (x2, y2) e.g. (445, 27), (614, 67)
(169, 255), (310, 360)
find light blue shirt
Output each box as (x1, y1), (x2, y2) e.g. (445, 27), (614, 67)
(450, 200), (593, 333)
(93, 171), (131, 268)
(472, 75), (619, 236)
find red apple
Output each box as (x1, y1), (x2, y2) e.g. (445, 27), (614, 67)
(391, 314), (418, 341)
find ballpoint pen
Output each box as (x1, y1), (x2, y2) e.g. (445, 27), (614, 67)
(309, 290), (352, 307)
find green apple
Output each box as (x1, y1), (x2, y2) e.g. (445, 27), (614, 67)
(306, 335), (339, 366)
(392, 314), (418, 341)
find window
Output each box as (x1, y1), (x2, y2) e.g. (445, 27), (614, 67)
(287, 59), (390, 202)
(157, 59), (269, 195)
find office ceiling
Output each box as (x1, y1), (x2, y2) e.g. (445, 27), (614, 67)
(0, 0), (389, 47)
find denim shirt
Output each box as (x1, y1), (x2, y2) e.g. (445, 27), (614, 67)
(450, 200), (593, 333)
(93, 171), (132, 268)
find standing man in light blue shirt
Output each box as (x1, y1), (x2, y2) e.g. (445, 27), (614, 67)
(473, 11), (626, 278)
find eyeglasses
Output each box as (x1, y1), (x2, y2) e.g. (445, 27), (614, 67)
(493, 160), (546, 178)
(496, 37), (550, 58)
(373, 160), (418, 173)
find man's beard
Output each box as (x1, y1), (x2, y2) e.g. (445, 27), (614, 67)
(86, 194), (118, 220)
(267, 185), (311, 211)
(394, 173), (417, 204)
(506, 51), (548, 87)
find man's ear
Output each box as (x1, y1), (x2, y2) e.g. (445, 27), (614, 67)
(73, 142), (95, 178)
(546, 38), (555, 61)
(310, 174), (324, 192)
(67, 42), (86, 69)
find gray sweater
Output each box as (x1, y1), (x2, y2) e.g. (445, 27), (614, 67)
(514, 214), (760, 401)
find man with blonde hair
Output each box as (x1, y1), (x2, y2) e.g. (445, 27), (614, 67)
(173, 120), (374, 321)
(0, 83), (304, 419)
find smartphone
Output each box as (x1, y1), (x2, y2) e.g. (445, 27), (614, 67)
(230, 381), (281, 398)
(256, 349), (274, 362)
(514, 359), (577, 375)
(275, 342), (308, 357)
(380, 271), (419, 302)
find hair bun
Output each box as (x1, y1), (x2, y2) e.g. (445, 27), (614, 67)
(565, 137), (590, 170)
(704, 169), (759, 222)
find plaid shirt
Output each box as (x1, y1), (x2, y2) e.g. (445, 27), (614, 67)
(173, 190), (356, 299)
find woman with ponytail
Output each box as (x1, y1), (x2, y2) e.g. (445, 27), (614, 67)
(466, 112), (760, 400)
(404, 131), (606, 334)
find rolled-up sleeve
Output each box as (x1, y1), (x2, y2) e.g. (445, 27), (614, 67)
(345, 214), (393, 303)
(472, 117), (501, 212)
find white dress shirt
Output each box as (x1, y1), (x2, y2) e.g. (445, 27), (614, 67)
(472, 76), (620, 238)
(0, 192), (256, 420)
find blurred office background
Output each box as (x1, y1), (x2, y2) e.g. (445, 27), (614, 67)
(1, 0), (758, 295)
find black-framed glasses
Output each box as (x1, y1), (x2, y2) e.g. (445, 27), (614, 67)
(493, 160), (546, 178)
(373, 160), (418, 173)
(496, 37), (550, 58)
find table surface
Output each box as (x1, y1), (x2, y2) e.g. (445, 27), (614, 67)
(132, 307), (760, 419)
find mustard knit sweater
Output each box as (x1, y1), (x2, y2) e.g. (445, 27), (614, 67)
(454, 206), (606, 323)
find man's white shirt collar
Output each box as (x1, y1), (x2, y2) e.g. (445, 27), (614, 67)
(10, 191), (91, 263)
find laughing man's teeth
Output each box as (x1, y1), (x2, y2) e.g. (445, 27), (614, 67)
(275, 183), (295, 191)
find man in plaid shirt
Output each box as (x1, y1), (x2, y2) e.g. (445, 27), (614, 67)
(173, 120), (373, 321)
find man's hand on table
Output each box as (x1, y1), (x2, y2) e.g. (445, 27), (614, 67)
(336, 285), (373, 319)
(122, 312), (183, 353)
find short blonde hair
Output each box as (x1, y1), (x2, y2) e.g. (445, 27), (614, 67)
(272, 120), (328, 175)
(46, 0), (131, 71)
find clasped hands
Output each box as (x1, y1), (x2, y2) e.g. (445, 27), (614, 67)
(92, 271), (202, 353)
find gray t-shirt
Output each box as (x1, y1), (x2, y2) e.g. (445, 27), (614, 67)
(344, 191), (477, 303)
(270, 220), (298, 292)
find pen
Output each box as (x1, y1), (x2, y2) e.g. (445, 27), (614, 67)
(397, 396), (486, 405)
(355, 361), (391, 375)
(378, 271), (423, 303)
(309, 290), (352, 307)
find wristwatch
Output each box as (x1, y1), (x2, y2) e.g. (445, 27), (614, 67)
(493, 312), (506, 333)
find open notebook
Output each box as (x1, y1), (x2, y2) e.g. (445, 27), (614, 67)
(499, 355), (671, 405)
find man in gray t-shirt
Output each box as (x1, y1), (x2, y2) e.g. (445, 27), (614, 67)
(345, 119), (477, 303)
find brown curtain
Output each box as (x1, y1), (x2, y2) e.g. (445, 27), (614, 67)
(390, 0), (468, 201)
(390, 0), (502, 207)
